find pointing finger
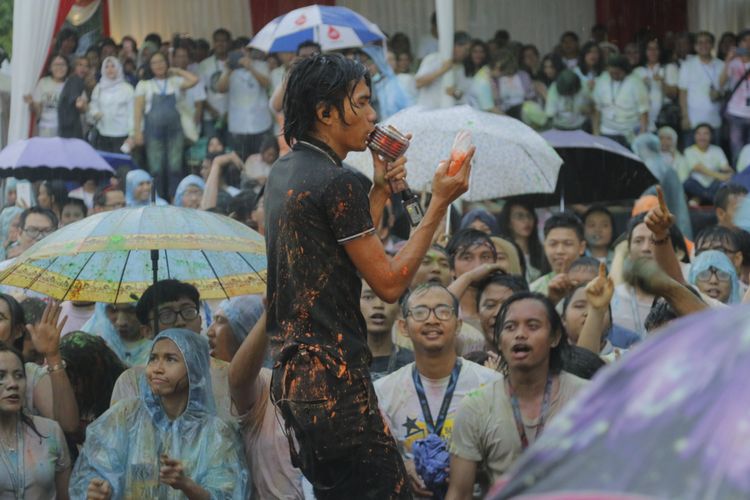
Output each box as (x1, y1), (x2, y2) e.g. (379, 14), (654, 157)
(656, 185), (669, 215)
(599, 262), (607, 279)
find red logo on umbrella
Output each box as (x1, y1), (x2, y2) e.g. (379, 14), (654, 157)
(328, 26), (340, 40)
(295, 15), (306, 26)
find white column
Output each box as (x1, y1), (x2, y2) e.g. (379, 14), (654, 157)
(436, 0), (455, 108)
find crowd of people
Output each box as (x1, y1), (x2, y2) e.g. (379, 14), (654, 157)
(0, 12), (748, 500)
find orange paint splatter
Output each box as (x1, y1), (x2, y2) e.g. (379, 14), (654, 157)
(400, 266), (409, 277)
(287, 189), (294, 197)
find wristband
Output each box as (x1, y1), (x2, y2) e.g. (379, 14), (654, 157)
(650, 235), (670, 246)
(46, 360), (66, 374)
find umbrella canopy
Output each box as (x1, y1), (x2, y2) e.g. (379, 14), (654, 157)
(249, 4), (385, 53)
(0, 137), (115, 181)
(344, 106), (562, 201)
(518, 130), (656, 206)
(494, 305), (750, 500)
(97, 150), (139, 171)
(0, 206), (266, 302)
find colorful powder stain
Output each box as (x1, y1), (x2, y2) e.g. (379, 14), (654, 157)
(400, 266), (409, 277)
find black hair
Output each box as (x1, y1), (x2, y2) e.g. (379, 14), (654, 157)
(454, 31), (471, 46)
(296, 40), (322, 56)
(693, 122), (714, 137)
(498, 200), (546, 274)
(93, 186), (121, 208)
(539, 52), (566, 86)
(714, 183), (748, 211)
(561, 31), (580, 43)
(695, 31), (716, 45)
(282, 53), (371, 145)
(40, 180), (69, 213)
(640, 37), (669, 66)
(144, 33), (162, 47)
(400, 282), (460, 318)
(221, 163), (241, 188)
(493, 291), (569, 376)
(476, 272), (529, 310)
(19, 206), (58, 231)
(59, 331), (127, 421)
(569, 255), (602, 274)
(519, 44), (540, 75)
(135, 279), (200, 326)
(62, 197), (88, 218)
(591, 23), (607, 35)
(445, 228), (497, 268)
(228, 190), (259, 222)
(607, 54), (631, 74)
(121, 35), (137, 51)
(0, 294), (26, 352)
(583, 204), (615, 237)
(56, 28), (78, 51)
(463, 350), (490, 365)
(494, 30), (510, 44)
(0, 342), (44, 439)
(561, 283), (614, 338)
(143, 51), (169, 80)
(85, 46), (100, 57)
(543, 211), (584, 241)
(560, 344), (605, 380)
(99, 37), (117, 50)
(232, 37), (250, 50)
(465, 39), (489, 77)
(694, 225), (741, 254)
(644, 297), (678, 332)
(45, 52), (71, 78)
(578, 41), (604, 76)
(213, 28), (232, 41)
(196, 38), (210, 52)
(626, 212), (689, 262)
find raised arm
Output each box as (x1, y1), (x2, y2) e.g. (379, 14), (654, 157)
(346, 149), (475, 302)
(228, 311), (267, 414)
(577, 263), (614, 354)
(644, 186), (685, 284)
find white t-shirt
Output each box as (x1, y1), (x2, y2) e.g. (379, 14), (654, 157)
(415, 53), (472, 109)
(498, 74), (526, 110)
(89, 81), (134, 137)
(610, 283), (653, 338)
(374, 359), (501, 458)
(133, 76), (183, 115)
(634, 63), (680, 131)
(33, 77), (65, 136)
(227, 61), (272, 135)
(417, 35), (439, 60)
(678, 57), (725, 128)
(198, 55), (229, 120)
(397, 73), (418, 101)
(684, 144), (730, 188)
(592, 72), (649, 136)
(545, 83), (591, 129)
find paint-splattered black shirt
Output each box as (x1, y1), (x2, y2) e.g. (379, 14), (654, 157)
(265, 138), (375, 367)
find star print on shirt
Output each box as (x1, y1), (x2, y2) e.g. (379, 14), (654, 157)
(403, 417), (422, 439)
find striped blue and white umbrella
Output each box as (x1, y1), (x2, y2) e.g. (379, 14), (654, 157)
(249, 5), (385, 54)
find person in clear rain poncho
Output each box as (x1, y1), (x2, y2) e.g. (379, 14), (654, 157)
(69, 328), (248, 499)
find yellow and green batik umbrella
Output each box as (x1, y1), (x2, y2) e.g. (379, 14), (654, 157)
(0, 205), (266, 302)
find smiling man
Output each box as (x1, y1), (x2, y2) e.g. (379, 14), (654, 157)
(375, 283), (500, 497)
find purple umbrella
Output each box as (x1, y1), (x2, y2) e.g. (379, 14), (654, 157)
(493, 305), (750, 499)
(0, 137), (115, 181)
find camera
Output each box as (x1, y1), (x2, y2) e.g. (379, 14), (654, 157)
(227, 50), (244, 70)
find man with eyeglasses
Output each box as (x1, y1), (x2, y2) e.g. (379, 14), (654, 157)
(109, 279), (233, 422)
(374, 283), (500, 498)
(0, 207), (58, 265)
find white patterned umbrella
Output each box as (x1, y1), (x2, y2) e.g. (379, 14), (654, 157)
(344, 106), (562, 202)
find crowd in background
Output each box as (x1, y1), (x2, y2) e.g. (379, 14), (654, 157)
(2, 13), (750, 499)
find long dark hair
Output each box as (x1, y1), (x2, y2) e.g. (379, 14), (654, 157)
(282, 53), (370, 145)
(40, 180), (69, 214)
(0, 294), (27, 352)
(0, 342), (44, 439)
(493, 292), (569, 376)
(464, 39), (489, 77)
(577, 41), (604, 76)
(498, 200), (547, 274)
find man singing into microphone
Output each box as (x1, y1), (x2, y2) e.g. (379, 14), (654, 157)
(265, 53), (474, 499)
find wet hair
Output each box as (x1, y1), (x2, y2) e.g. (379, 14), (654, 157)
(498, 200), (545, 273)
(561, 345), (605, 379)
(694, 225), (741, 255)
(40, 180), (69, 212)
(493, 291), (569, 376)
(296, 40), (322, 56)
(644, 297), (678, 332)
(543, 211), (584, 241)
(282, 53), (371, 145)
(539, 53), (566, 85)
(714, 183), (748, 211)
(445, 228), (497, 268)
(0, 342), (44, 438)
(62, 197), (88, 218)
(227, 190), (258, 222)
(569, 255), (602, 275)
(463, 350), (490, 365)
(476, 272), (529, 310)
(135, 279), (200, 326)
(626, 212), (689, 262)
(60, 332), (127, 420)
(19, 206), (58, 231)
(400, 282), (460, 318)
(0, 294), (26, 352)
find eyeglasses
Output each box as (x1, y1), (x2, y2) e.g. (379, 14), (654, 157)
(156, 305), (199, 325)
(23, 227), (54, 239)
(406, 304), (455, 322)
(695, 266), (732, 283)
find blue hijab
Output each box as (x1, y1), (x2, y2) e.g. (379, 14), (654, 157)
(217, 295), (264, 343)
(174, 175), (206, 208)
(459, 208), (500, 235)
(688, 250), (741, 304)
(125, 169), (167, 206)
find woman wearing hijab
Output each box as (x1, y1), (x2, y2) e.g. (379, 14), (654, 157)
(173, 175), (206, 209)
(688, 250), (741, 305)
(657, 126), (690, 182)
(89, 56), (135, 153)
(459, 208), (500, 235)
(206, 295), (264, 363)
(125, 169), (167, 207)
(69, 328), (248, 499)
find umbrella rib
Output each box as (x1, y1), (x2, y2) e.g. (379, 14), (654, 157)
(164, 250), (171, 279)
(113, 250), (131, 304)
(235, 251), (266, 285)
(21, 255), (61, 293)
(201, 250), (229, 299)
(60, 252), (97, 302)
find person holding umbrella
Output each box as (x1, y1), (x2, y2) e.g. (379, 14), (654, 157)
(265, 53), (474, 498)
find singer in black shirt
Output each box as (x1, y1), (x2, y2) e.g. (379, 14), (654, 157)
(265, 53), (474, 499)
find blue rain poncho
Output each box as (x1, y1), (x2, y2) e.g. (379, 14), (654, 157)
(81, 303), (151, 367)
(688, 250), (741, 304)
(218, 294), (264, 343)
(174, 175), (206, 208)
(362, 46), (413, 120)
(69, 328), (249, 499)
(125, 169), (168, 207)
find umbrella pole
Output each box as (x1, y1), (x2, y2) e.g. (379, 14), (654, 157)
(560, 183), (565, 212)
(151, 249), (159, 336)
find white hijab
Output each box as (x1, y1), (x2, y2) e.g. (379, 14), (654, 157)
(98, 56), (125, 91)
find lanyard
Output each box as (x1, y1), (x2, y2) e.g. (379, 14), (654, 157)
(412, 359), (462, 437)
(155, 78), (168, 95)
(700, 61), (717, 88)
(508, 374), (552, 450)
(610, 79), (624, 106)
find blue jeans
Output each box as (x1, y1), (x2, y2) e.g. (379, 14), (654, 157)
(145, 130), (184, 199)
(683, 177), (721, 204)
(727, 114), (750, 166)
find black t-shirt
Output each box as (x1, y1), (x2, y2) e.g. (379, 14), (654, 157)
(265, 138), (376, 367)
(370, 347), (415, 381)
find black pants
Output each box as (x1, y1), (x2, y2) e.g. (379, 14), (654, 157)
(95, 134), (128, 153)
(271, 345), (410, 499)
(228, 130), (269, 162)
